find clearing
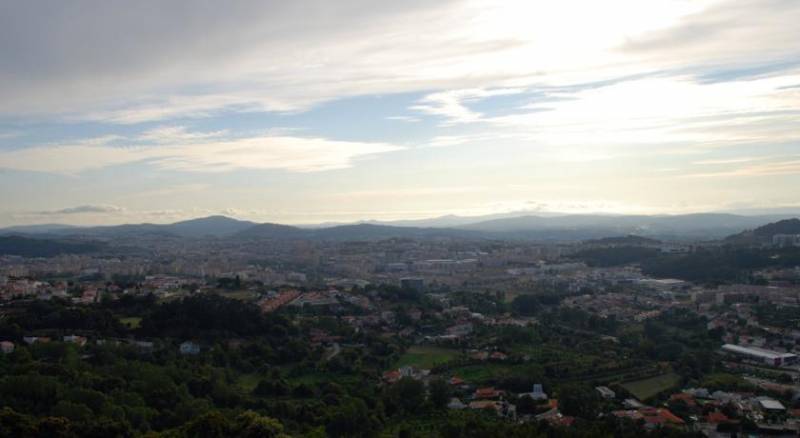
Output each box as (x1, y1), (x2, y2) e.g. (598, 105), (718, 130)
(395, 345), (460, 369)
(621, 372), (681, 400)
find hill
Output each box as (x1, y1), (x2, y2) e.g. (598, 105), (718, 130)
(166, 215), (257, 237)
(724, 218), (800, 245)
(462, 213), (793, 240)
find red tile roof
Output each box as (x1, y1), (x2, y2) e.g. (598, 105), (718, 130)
(474, 387), (503, 399)
(706, 411), (729, 424)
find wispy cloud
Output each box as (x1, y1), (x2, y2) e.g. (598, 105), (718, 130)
(682, 159), (800, 178)
(0, 130), (402, 174)
(691, 157), (761, 165)
(411, 73), (800, 151)
(33, 204), (125, 216)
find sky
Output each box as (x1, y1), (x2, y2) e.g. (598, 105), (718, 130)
(1, 0), (799, 226)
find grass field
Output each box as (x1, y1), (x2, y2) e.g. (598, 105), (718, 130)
(118, 316), (142, 329)
(238, 373), (261, 392)
(395, 346), (460, 369)
(621, 372), (681, 400)
(447, 363), (516, 382)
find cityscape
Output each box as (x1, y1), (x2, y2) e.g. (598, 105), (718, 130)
(2, 1), (800, 437)
(1, 214), (799, 436)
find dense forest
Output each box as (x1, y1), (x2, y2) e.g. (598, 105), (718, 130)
(573, 245), (800, 284)
(0, 236), (103, 258)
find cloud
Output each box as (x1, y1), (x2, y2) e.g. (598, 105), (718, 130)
(8, 0), (789, 123)
(411, 88), (523, 124)
(385, 116), (421, 123)
(0, 129), (403, 174)
(334, 186), (483, 199)
(412, 72), (800, 151)
(35, 204), (125, 215)
(621, 0), (800, 76)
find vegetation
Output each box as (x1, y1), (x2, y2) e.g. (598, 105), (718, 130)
(0, 236), (103, 258)
(395, 346), (460, 369)
(620, 372), (681, 401)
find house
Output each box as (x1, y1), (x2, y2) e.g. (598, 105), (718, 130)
(469, 400), (501, 410)
(470, 351), (489, 361)
(669, 392), (697, 407)
(474, 387), (504, 400)
(449, 376), (465, 386)
(0, 341), (14, 354)
(705, 411), (729, 424)
(490, 351), (508, 361)
(614, 408), (685, 429)
(623, 399), (645, 409)
(546, 415), (576, 428)
(132, 340), (154, 351)
(595, 386), (616, 400)
(756, 397), (786, 412)
(447, 398), (467, 409)
(468, 400), (517, 419)
(641, 408), (685, 428)
(446, 323), (473, 337)
(179, 341), (200, 355)
(382, 370), (401, 384)
(63, 335), (87, 347)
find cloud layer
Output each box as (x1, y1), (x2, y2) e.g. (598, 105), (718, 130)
(1, 0), (799, 225)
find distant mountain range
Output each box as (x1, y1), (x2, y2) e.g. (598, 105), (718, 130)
(1, 212), (798, 242)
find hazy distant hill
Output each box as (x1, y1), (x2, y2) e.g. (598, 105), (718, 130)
(235, 223), (481, 241)
(0, 235), (103, 257)
(2, 213), (795, 243)
(2, 216), (258, 239)
(584, 235), (662, 246)
(725, 218), (800, 245)
(232, 222), (310, 239)
(0, 224), (79, 235)
(311, 223), (480, 240)
(461, 213), (795, 240)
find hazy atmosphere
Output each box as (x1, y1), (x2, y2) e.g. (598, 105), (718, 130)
(1, 0), (799, 226)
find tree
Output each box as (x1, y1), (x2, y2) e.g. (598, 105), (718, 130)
(50, 401), (92, 423)
(326, 397), (377, 437)
(231, 411), (285, 438)
(558, 383), (601, 419)
(0, 407), (37, 438)
(184, 411), (230, 438)
(387, 378), (426, 414)
(428, 378), (451, 410)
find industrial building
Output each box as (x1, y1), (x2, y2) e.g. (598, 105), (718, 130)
(721, 344), (798, 367)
